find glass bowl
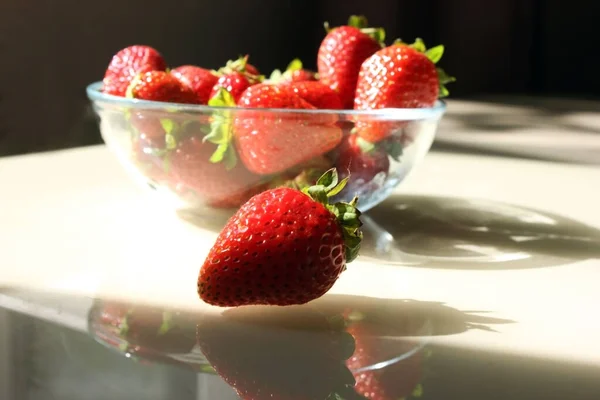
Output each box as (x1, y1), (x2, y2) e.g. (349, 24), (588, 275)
(87, 82), (445, 212)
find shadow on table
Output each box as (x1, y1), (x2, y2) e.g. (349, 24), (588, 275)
(435, 96), (600, 164)
(176, 193), (600, 270)
(443, 96), (600, 136)
(361, 194), (600, 270)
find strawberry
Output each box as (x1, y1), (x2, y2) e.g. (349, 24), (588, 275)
(336, 135), (390, 183)
(126, 70), (199, 104)
(102, 45), (167, 97)
(346, 321), (424, 400)
(168, 135), (264, 209)
(198, 169), (363, 307)
(171, 65), (219, 104)
(233, 84), (343, 175)
(268, 58), (317, 84)
(287, 80), (343, 109)
(210, 55), (262, 102)
(196, 306), (360, 399)
(354, 38), (455, 143)
(317, 15), (385, 109)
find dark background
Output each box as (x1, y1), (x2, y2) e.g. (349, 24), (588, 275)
(0, 0), (598, 156)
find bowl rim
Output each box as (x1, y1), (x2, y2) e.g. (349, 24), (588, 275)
(86, 81), (447, 119)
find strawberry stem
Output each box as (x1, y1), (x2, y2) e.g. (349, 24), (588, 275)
(302, 169), (363, 263)
(204, 88), (238, 170)
(215, 55), (264, 83)
(324, 15), (385, 46)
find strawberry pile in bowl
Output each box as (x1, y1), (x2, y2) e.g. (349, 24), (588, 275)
(87, 15), (452, 212)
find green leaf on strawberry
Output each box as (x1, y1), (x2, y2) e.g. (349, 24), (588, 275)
(302, 168), (363, 263)
(348, 15), (369, 29)
(424, 45), (444, 64)
(286, 58), (303, 71)
(204, 88), (238, 170)
(324, 15), (386, 46)
(436, 67), (456, 98)
(393, 38), (456, 98)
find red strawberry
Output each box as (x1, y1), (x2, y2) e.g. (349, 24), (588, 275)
(171, 65), (219, 104)
(234, 84), (343, 175)
(169, 136), (264, 209)
(196, 306), (359, 400)
(346, 322), (424, 400)
(197, 169), (363, 307)
(210, 55), (262, 102)
(336, 135), (390, 183)
(317, 15), (384, 109)
(102, 45), (167, 97)
(244, 63), (261, 76)
(287, 80), (343, 109)
(354, 39), (455, 143)
(126, 70), (199, 104)
(268, 59), (317, 84)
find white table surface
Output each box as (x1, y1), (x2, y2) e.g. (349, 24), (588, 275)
(1, 144), (599, 367)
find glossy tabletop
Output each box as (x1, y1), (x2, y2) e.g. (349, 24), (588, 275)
(1, 143), (599, 399)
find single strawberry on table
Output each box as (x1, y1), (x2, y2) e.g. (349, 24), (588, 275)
(354, 38), (455, 143)
(198, 168), (363, 307)
(102, 45), (167, 97)
(171, 65), (219, 104)
(317, 15), (385, 109)
(233, 83), (343, 175)
(210, 55), (263, 102)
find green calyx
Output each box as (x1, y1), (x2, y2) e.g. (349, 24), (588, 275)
(214, 55), (264, 84)
(204, 88), (238, 170)
(269, 168), (327, 191)
(301, 168), (363, 264)
(125, 73), (144, 99)
(267, 58), (305, 83)
(118, 310), (174, 338)
(324, 15), (386, 46)
(394, 38), (456, 98)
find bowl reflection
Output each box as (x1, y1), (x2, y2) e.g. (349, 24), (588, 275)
(88, 294), (511, 400)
